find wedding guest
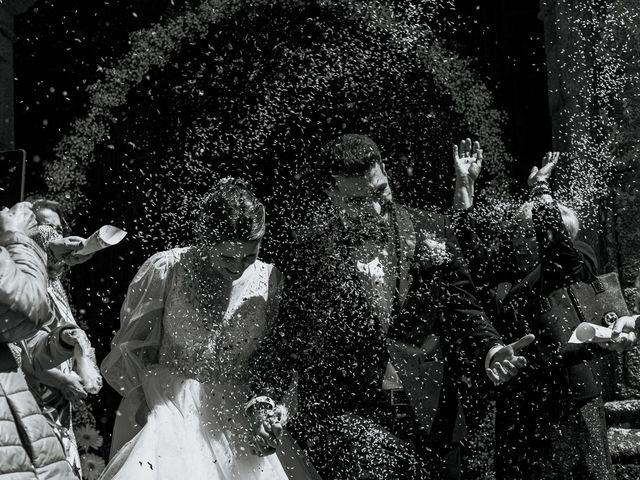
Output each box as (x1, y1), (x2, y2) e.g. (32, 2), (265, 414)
(0, 202), (90, 479)
(100, 178), (318, 479)
(19, 199), (101, 477)
(452, 143), (615, 480)
(250, 134), (532, 480)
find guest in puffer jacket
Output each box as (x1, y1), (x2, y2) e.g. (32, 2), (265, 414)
(0, 202), (90, 479)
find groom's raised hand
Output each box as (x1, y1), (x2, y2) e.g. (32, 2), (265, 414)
(453, 138), (483, 182)
(486, 334), (535, 385)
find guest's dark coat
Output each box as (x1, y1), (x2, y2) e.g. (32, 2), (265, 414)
(454, 201), (613, 480)
(252, 200), (501, 446)
(454, 202), (602, 403)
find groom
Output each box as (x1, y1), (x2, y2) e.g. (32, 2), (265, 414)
(250, 134), (533, 480)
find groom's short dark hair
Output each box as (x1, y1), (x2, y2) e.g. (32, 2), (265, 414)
(320, 134), (382, 178)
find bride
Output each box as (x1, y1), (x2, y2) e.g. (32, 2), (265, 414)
(100, 178), (312, 479)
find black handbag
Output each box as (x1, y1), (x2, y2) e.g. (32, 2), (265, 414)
(527, 271), (629, 401)
(533, 272), (629, 360)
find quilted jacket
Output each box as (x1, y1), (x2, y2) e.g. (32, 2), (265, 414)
(0, 231), (76, 479)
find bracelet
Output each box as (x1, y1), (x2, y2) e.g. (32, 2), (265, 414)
(532, 185), (551, 195)
(531, 181), (551, 197)
(531, 181), (550, 191)
(244, 396), (275, 416)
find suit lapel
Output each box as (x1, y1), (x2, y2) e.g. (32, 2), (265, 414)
(391, 205), (416, 316)
(325, 212), (383, 329)
(325, 201), (416, 335)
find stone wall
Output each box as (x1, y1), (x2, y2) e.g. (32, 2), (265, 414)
(0, 0), (37, 150)
(540, 1), (640, 476)
(540, 0), (640, 380)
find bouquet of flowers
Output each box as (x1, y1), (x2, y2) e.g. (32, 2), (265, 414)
(414, 229), (452, 268)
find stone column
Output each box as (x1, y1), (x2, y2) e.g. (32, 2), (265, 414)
(540, 1), (640, 476)
(0, 0), (37, 150)
(540, 0), (640, 269)
(538, 0), (611, 262)
(540, 0), (640, 391)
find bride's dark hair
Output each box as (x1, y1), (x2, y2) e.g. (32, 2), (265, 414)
(195, 177), (265, 244)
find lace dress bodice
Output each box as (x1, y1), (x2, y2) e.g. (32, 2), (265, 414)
(158, 253), (278, 385)
(101, 250), (302, 480)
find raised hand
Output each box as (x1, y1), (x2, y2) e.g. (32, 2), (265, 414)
(486, 334), (535, 385)
(453, 138), (483, 182)
(452, 138), (483, 210)
(528, 151), (559, 187)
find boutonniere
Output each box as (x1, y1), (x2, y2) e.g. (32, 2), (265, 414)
(414, 230), (452, 268)
(356, 257), (385, 280)
(404, 233), (417, 259)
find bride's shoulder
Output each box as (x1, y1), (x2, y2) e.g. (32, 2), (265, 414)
(254, 259), (278, 275)
(253, 260), (283, 290)
(144, 247), (187, 267)
(167, 246), (190, 263)
(133, 247), (188, 281)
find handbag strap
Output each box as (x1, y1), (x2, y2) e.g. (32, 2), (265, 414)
(501, 264), (541, 310)
(537, 261), (553, 313)
(537, 257), (604, 317)
(532, 201), (602, 301)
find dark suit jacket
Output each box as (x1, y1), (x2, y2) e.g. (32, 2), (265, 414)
(453, 202), (604, 404)
(390, 207), (503, 442)
(250, 199), (501, 444)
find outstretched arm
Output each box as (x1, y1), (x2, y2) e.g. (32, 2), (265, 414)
(401, 212), (531, 387)
(437, 236), (533, 385)
(450, 140), (510, 304)
(529, 152), (596, 291)
(245, 266), (292, 456)
(20, 327), (87, 401)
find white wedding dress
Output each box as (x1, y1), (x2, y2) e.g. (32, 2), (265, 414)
(100, 248), (303, 480)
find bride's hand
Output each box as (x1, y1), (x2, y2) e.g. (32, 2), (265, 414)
(249, 418), (277, 456)
(264, 404), (288, 442)
(248, 406), (285, 456)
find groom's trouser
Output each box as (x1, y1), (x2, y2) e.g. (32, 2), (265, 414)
(295, 401), (460, 480)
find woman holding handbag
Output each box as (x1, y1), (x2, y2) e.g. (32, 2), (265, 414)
(452, 140), (617, 480)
